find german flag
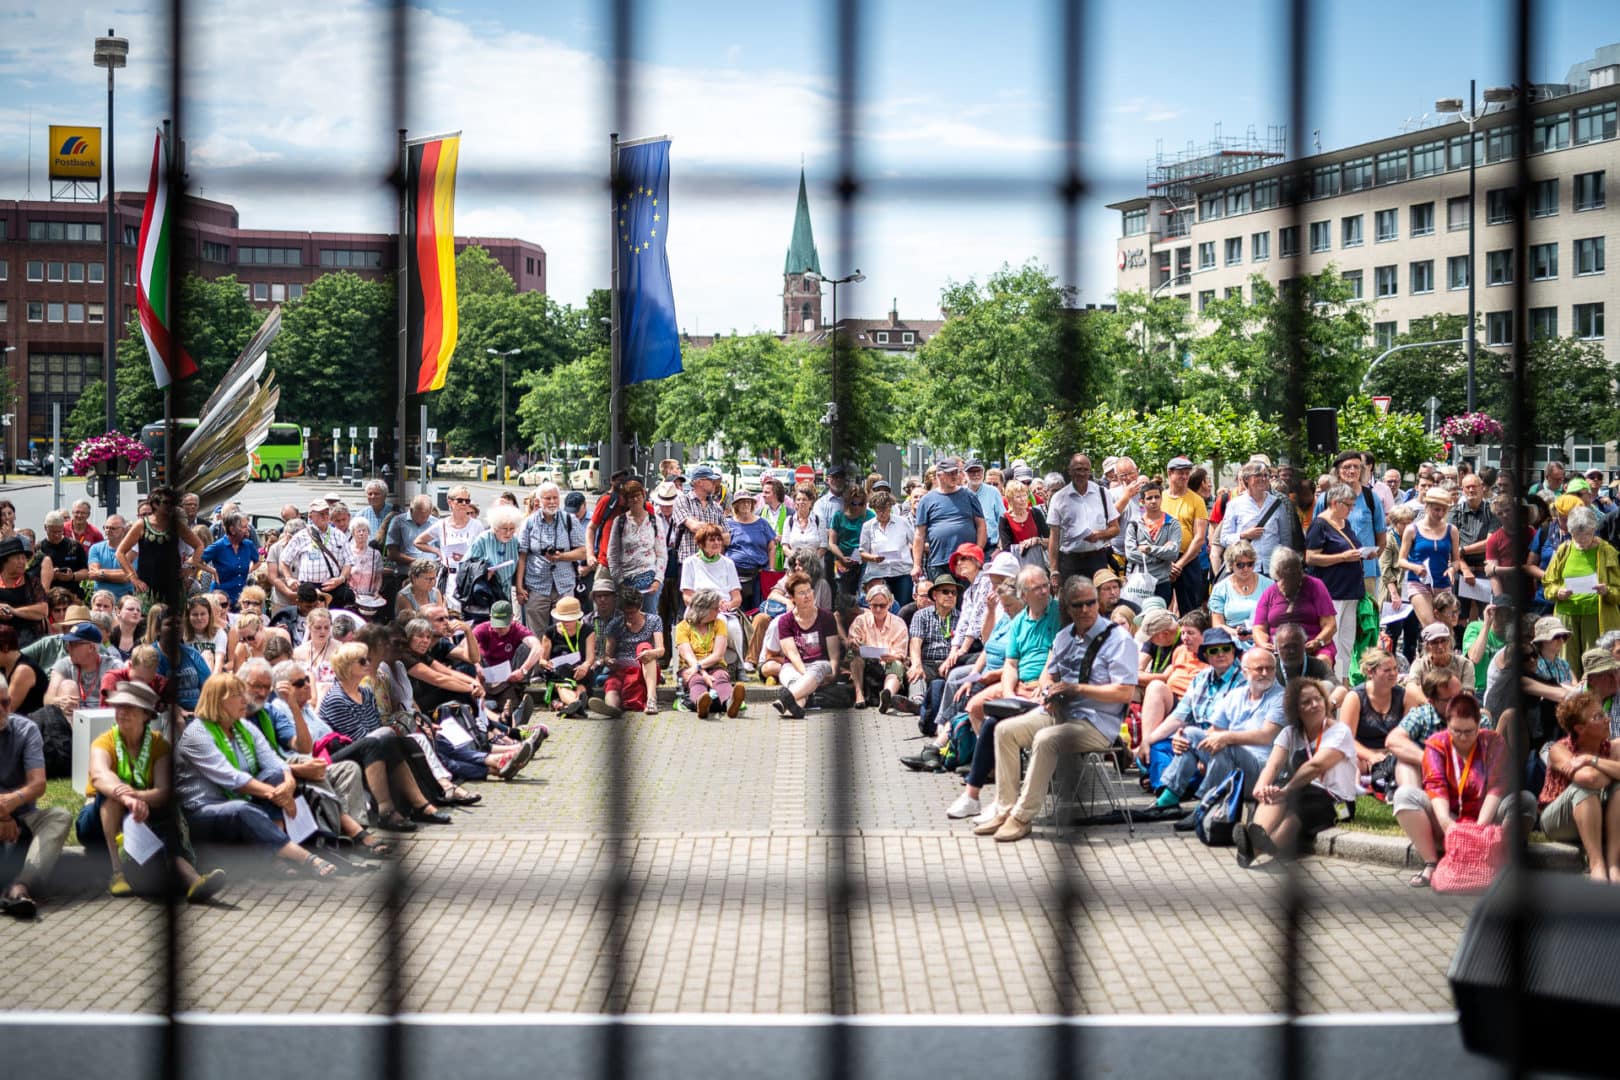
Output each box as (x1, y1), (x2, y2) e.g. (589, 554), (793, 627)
(406, 133), (461, 393)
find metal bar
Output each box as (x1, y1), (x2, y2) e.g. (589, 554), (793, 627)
(609, 130), (622, 490)
(103, 43), (119, 516)
(396, 125), (409, 510)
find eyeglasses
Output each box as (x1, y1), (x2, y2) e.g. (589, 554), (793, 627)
(1233, 561), (1255, 569)
(1448, 725), (1480, 737)
(1068, 599), (1098, 610)
(1203, 645), (1235, 655)
(288, 677), (309, 688)
(450, 497), (471, 504)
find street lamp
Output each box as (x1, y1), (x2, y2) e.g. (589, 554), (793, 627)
(802, 269), (864, 466)
(94, 29), (128, 515)
(1435, 81), (1516, 413)
(486, 347), (521, 483)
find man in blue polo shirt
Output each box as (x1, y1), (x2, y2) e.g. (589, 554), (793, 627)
(202, 512), (261, 607)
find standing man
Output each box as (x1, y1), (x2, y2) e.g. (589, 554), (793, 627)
(1161, 456), (1210, 613)
(1449, 473), (1498, 622)
(672, 466), (729, 565)
(1313, 450), (1387, 601)
(281, 501), (352, 605)
(912, 456), (987, 582)
(356, 479), (398, 538)
(964, 460), (1005, 553)
(1108, 456), (1146, 572)
(203, 512), (261, 608)
(67, 499), (104, 550)
(1530, 460), (1567, 499)
(813, 466), (849, 584)
(1046, 453), (1119, 583)
(516, 483), (587, 637)
(1216, 461), (1286, 575)
(86, 516), (133, 602)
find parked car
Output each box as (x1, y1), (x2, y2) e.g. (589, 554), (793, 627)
(13, 457), (43, 476)
(569, 456), (603, 493)
(437, 456), (497, 479)
(517, 462), (565, 487)
(736, 463), (771, 493)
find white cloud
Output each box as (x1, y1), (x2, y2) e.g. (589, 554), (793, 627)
(189, 133), (283, 167)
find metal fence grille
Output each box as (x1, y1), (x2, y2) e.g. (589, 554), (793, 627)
(64, 0), (1562, 1076)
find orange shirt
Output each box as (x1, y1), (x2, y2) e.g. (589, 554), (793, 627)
(1165, 644), (1209, 699)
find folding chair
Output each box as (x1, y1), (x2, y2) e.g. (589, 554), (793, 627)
(1041, 744), (1135, 838)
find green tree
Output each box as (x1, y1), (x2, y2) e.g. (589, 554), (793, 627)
(515, 346), (658, 453)
(1495, 336), (1620, 446)
(786, 342), (906, 469)
(1186, 269), (1371, 425)
(455, 244), (517, 298)
(1363, 313), (1470, 421)
(1296, 395), (1444, 476)
(270, 271), (395, 433)
(911, 262), (1076, 462)
(64, 379), (106, 442)
(653, 335), (795, 468)
(1097, 290), (1195, 409)
(115, 274), (261, 429)
(1019, 402), (1273, 477)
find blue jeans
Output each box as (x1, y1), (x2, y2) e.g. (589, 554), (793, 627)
(931, 665), (983, 734)
(187, 798), (290, 849)
(76, 795), (186, 863)
(1158, 727), (1266, 801)
(434, 735), (490, 781)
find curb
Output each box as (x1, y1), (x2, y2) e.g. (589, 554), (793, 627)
(1311, 826), (1584, 872)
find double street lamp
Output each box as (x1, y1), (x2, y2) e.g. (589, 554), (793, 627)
(486, 347), (521, 483)
(1435, 81), (1516, 413)
(803, 269), (863, 466)
(94, 29), (128, 515)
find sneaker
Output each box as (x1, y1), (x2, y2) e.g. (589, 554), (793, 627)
(877, 688), (892, 714)
(727, 683), (747, 718)
(972, 801), (1004, 826)
(696, 691), (713, 719)
(777, 686), (805, 718)
(525, 724), (551, 754)
(186, 868), (228, 904)
(946, 792), (980, 819)
(1172, 812), (1200, 833)
(108, 872), (134, 898)
(743, 661), (758, 676)
(588, 696), (623, 719)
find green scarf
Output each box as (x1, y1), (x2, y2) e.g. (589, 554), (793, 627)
(252, 707), (281, 753)
(201, 718), (257, 798)
(113, 727), (153, 790)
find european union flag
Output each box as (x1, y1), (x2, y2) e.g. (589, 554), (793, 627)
(616, 138), (682, 384)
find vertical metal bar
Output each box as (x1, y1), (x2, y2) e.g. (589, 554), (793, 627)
(396, 126), (409, 510)
(103, 43), (119, 516)
(1052, 0), (1086, 1074)
(603, 2), (634, 1078)
(609, 131), (622, 485)
(826, 0), (861, 1074)
(384, 4), (410, 1080)
(1465, 79), (1479, 414)
(1503, 2), (1535, 1078)
(1279, 0), (1311, 1075)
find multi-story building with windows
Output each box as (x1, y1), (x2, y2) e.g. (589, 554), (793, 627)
(1110, 47), (1619, 469)
(0, 192), (545, 446)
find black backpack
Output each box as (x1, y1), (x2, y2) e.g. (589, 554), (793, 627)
(454, 555), (500, 622)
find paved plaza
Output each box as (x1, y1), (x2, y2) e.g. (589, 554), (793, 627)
(3, 698), (1474, 1017)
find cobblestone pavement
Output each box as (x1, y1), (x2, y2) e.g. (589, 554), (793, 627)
(2, 705), (1474, 1015)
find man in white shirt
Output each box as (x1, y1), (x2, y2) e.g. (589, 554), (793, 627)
(1108, 456), (1145, 565)
(1217, 460), (1287, 573)
(1046, 453), (1119, 582)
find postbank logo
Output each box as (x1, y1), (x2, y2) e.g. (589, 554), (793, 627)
(48, 125), (101, 180)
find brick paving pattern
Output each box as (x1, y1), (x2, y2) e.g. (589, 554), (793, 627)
(1, 705), (1474, 1014)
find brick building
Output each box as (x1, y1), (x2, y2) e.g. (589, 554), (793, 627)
(0, 191), (545, 448)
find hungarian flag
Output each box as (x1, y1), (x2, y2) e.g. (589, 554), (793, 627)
(406, 133), (461, 393)
(136, 128), (197, 388)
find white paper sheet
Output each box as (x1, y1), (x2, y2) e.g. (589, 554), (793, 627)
(1564, 573), (1600, 596)
(869, 531), (903, 557)
(1458, 577), (1494, 603)
(121, 813), (164, 865)
(481, 661), (513, 685)
(440, 716), (475, 747)
(859, 645), (887, 659)
(550, 651), (582, 668)
(283, 795), (318, 845)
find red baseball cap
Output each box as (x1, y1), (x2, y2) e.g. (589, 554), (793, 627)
(948, 543), (986, 573)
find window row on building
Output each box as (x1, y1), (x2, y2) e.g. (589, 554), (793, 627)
(11, 258), (107, 284)
(2, 300), (107, 324)
(239, 282), (306, 303)
(1363, 302), (1606, 349)
(1195, 232), (1605, 286)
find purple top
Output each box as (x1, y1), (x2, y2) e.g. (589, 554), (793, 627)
(1254, 576), (1336, 638)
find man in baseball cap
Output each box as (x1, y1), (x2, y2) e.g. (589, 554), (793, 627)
(914, 456), (987, 582)
(1160, 455), (1207, 614)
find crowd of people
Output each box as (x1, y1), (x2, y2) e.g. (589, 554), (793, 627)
(3, 447), (1619, 918)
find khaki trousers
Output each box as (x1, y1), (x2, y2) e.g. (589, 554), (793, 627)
(7, 805), (71, 890)
(994, 708), (1114, 823)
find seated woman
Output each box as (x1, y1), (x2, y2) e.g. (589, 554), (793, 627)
(1235, 677), (1361, 868)
(906, 573), (960, 725)
(293, 605), (340, 704)
(80, 680), (227, 900)
(346, 519), (389, 620)
(1392, 691), (1537, 888)
(108, 594), (145, 660)
(1338, 647), (1408, 777)
(1207, 539), (1272, 644)
(395, 557), (443, 621)
(0, 625), (46, 716)
(680, 523), (747, 666)
(1252, 547), (1338, 666)
(534, 597), (589, 718)
(1137, 609), (1210, 731)
(592, 587), (666, 718)
(183, 597), (225, 674)
(773, 571), (843, 718)
(675, 588), (739, 719)
(353, 625), (482, 805)
(400, 617), (484, 716)
(1138, 626), (1244, 795)
(748, 547), (829, 675)
(1403, 621), (1477, 702)
(175, 673), (340, 878)
(1538, 691), (1620, 882)
(848, 582), (911, 710)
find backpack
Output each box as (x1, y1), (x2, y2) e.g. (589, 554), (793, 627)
(1193, 770), (1245, 847)
(454, 555), (499, 621)
(940, 713), (977, 771)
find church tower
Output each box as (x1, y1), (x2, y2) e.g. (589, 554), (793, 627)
(782, 168), (823, 334)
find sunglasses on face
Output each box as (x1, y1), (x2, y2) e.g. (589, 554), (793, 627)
(1068, 599), (1098, 610)
(1204, 645), (1235, 655)
(1233, 561), (1255, 569)
(451, 497), (471, 504)
(288, 677), (309, 688)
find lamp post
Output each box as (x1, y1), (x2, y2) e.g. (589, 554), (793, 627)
(1435, 82), (1516, 413)
(803, 269), (864, 467)
(94, 29), (128, 515)
(486, 347), (521, 484)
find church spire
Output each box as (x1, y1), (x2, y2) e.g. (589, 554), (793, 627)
(783, 168), (821, 276)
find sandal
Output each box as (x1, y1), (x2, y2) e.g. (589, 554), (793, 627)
(1409, 863), (1437, 888)
(378, 809), (419, 832)
(303, 854), (339, 879)
(354, 829), (395, 857)
(441, 786), (483, 806)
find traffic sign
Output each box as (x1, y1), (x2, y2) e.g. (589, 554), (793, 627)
(301, 427), (310, 437)
(332, 427), (341, 441)
(794, 465), (815, 486)
(426, 427), (438, 443)
(1371, 396), (1391, 415)
(349, 426), (358, 439)
(367, 427), (378, 439)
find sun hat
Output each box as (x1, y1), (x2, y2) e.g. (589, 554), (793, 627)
(54, 604), (92, 630)
(986, 552), (1021, 579)
(489, 601), (514, 629)
(1580, 648), (1619, 677)
(729, 489), (757, 506)
(590, 576), (618, 595)
(553, 597), (584, 622)
(1566, 477), (1592, 494)
(930, 572), (961, 592)
(306, 499), (330, 514)
(1091, 568), (1120, 587)
(1197, 626), (1238, 659)
(652, 481), (680, 506)
(106, 680), (159, 715)
(1532, 616), (1572, 645)
(1140, 609), (1178, 636)
(1421, 622), (1453, 642)
(948, 543), (986, 573)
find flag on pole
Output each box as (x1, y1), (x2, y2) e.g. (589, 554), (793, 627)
(406, 132), (461, 393)
(136, 128), (197, 388)
(616, 138), (681, 384)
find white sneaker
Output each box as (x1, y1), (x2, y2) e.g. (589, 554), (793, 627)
(743, 661), (758, 676)
(946, 792), (980, 819)
(972, 801), (1003, 826)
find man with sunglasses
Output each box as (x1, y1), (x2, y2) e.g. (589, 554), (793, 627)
(1153, 645), (1285, 809)
(976, 578), (1139, 843)
(239, 658), (371, 838)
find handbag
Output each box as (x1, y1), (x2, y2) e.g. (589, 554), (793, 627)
(1193, 770), (1245, 847)
(1431, 820), (1508, 893)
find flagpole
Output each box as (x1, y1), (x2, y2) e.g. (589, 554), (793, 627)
(608, 131), (622, 484)
(395, 127), (409, 508)
(161, 119), (174, 489)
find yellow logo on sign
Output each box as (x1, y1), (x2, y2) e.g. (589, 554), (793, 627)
(48, 125), (102, 181)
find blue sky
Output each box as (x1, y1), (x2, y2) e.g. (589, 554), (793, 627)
(0, 1), (1613, 331)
